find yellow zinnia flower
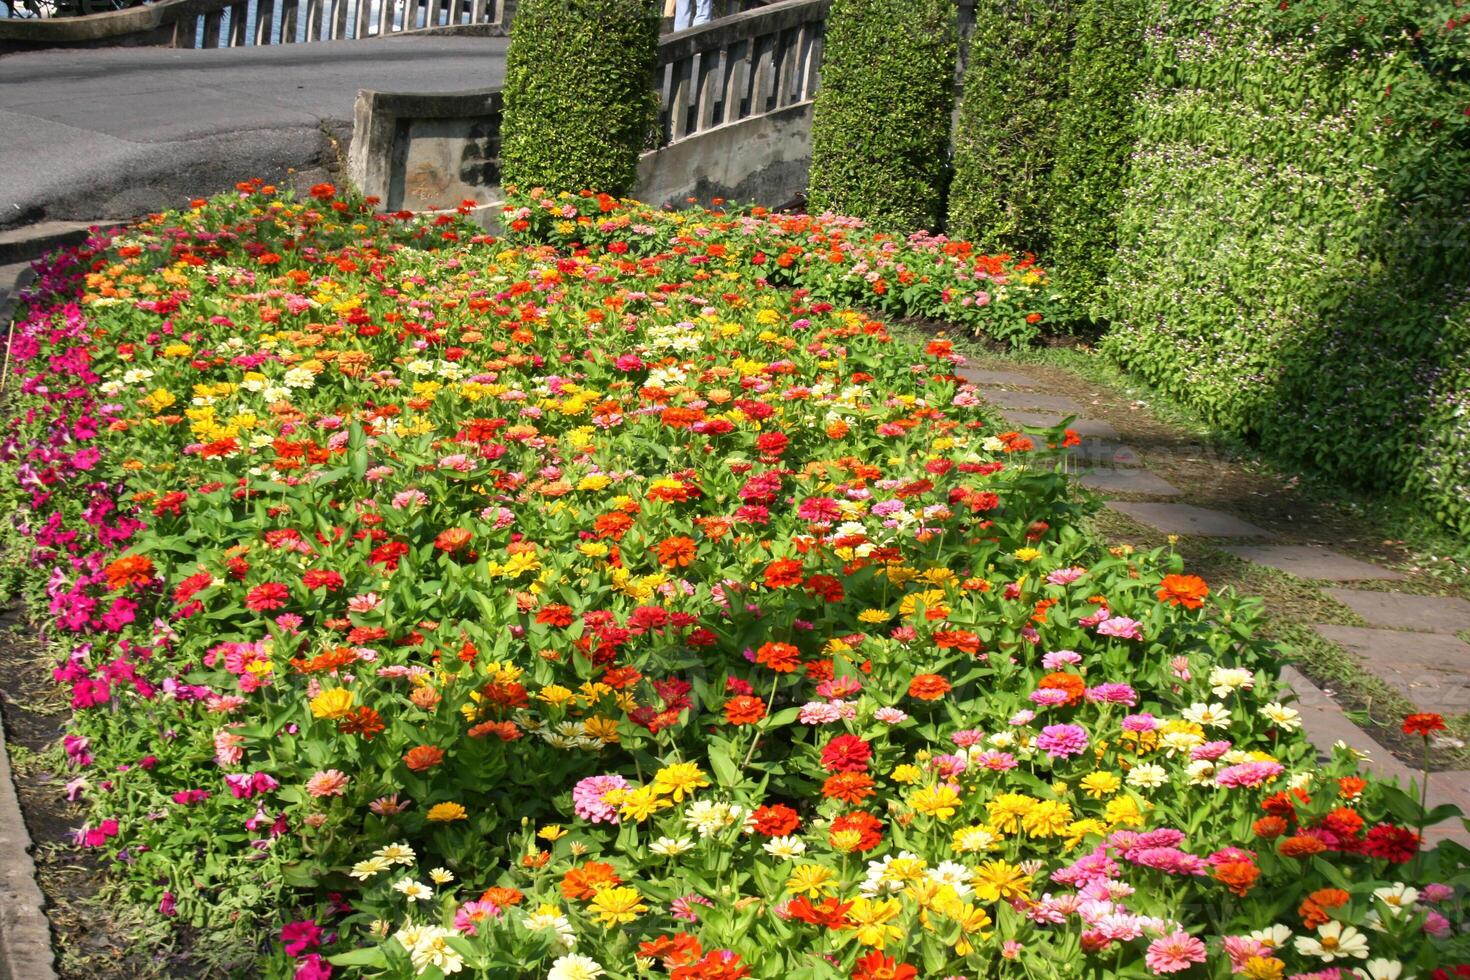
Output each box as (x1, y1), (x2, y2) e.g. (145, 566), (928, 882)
(910, 784), (962, 820)
(846, 897), (903, 949)
(785, 864), (838, 898)
(426, 802), (467, 822)
(652, 762), (710, 802)
(588, 886), (647, 926)
(309, 688), (354, 720)
(971, 860), (1031, 903)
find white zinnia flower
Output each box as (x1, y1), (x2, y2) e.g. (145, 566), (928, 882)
(547, 953), (604, 980)
(1294, 920), (1370, 961)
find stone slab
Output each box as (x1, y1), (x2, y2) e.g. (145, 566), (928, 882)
(1281, 666), (1470, 848)
(0, 708), (57, 980)
(1000, 410), (1119, 441)
(1078, 468), (1183, 497)
(1222, 544), (1406, 582)
(956, 367), (1040, 388)
(979, 387), (1085, 414)
(1106, 501), (1269, 538)
(1313, 625), (1470, 716)
(1069, 439), (1142, 468)
(1324, 588), (1470, 635)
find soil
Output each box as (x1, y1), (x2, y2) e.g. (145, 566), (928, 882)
(0, 606), (206, 979)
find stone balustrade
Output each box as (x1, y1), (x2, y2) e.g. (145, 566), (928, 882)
(0, 0), (785, 50)
(352, 0), (838, 216)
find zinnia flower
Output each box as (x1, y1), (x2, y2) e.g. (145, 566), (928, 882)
(304, 769), (348, 798)
(1144, 930), (1207, 973)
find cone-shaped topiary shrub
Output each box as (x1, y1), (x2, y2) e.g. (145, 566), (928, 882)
(806, 0), (958, 231)
(500, 0), (660, 195)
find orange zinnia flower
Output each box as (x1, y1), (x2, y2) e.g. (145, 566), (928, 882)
(907, 673), (952, 701)
(1298, 887), (1350, 928)
(1278, 834), (1327, 859)
(561, 861), (621, 900)
(1156, 574), (1209, 609)
(724, 695), (767, 726)
(434, 527), (473, 554)
(755, 641), (801, 673)
(822, 772), (875, 804)
(104, 554), (155, 591)
(1252, 816), (1289, 840)
(656, 536), (698, 568)
(1038, 672), (1087, 707)
(403, 745), (445, 772)
(1212, 860), (1260, 897)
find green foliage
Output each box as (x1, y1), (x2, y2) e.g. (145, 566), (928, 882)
(947, 0), (1076, 250)
(499, 0), (659, 195)
(806, 0), (958, 231)
(1102, 0), (1470, 537)
(1045, 0), (1148, 309)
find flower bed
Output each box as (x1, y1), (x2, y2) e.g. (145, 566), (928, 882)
(3, 184), (1467, 979)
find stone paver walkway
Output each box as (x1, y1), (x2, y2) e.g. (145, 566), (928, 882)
(961, 360), (1470, 848)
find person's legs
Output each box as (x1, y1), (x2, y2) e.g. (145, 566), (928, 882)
(692, 0), (712, 25)
(673, 0), (692, 30)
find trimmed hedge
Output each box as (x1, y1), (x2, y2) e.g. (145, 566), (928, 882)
(947, 0), (1076, 251)
(1102, 0), (1470, 536)
(499, 0), (659, 195)
(806, 0), (958, 231)
(1045, 0), (1147, 310)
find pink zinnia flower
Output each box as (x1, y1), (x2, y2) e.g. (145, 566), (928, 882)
(1085, 683), (1139, 706)
(1096, 616), (1143, 640)
(453, 899), (502, 935)
(305, 770), (348, 798)
(1035, 723), (1088, 758)
(874, 707), (908, 724)
(572, 774), (628, 824)
(1042, 649), (1083, 669)
(1144, 930), (1206, 974)
(1215, 761), (1284, 789)
(1045, 567), (1087, 585)
(671, 893), (713, 922)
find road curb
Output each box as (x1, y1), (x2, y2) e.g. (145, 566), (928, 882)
(0, 706), (58, 980)
(0, 222), (93, 266)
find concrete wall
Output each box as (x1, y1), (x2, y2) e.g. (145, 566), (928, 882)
(635, 101), (812, 209)
(352, 90), (815, 215)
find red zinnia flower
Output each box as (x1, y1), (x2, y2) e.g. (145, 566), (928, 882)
(1403, 712), (1447, 736)
(852, 950), (917, 980)
(763, 558), (804, 589)
(820, 734), (872, 773)
(1361, 823), (1420, 864)
(245, 582), (289, 612)
(785, 895), (852, 929)
(535, 603), (575, 627)
(751, 803), (800, 836)
(303, 569), (344, 592)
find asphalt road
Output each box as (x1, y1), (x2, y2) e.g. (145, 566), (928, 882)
(0, 35), (509, 227)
